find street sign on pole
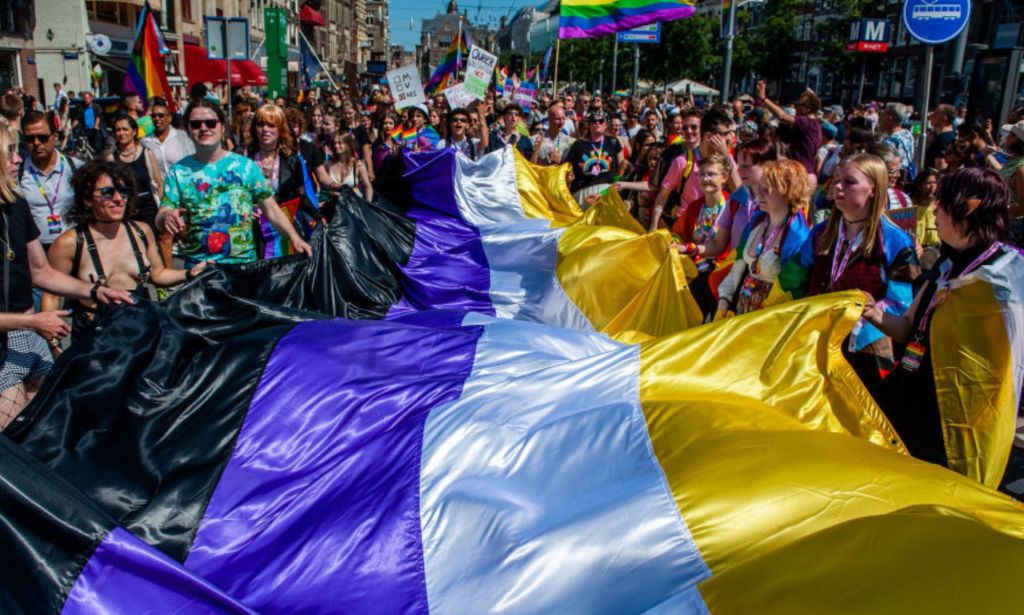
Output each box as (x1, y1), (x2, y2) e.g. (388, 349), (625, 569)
(902, 0), (971, 45)
(205, 17), (250, 61)
(617, 23), (661, 44)
(902, 0), (971, 171)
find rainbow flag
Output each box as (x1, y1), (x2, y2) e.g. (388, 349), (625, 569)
(389, 125), (403, 141)
(560, 0), (695, 39)
(125, 2), (176, 111)
(425, 29), (469, 96)
(666, 133), (684, 146)
(614, 88), (630, 97)
(494, 65), (507, 95)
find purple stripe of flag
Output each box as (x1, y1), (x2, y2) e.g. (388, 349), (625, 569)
(63, 527), (254, 615)
(387, 149), (495, 318)
(181, 318), (482, 613)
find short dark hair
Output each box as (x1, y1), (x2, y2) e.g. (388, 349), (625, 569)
(183, 97), (226, 125)
(69, 160), (138, 226)
(503, 103), (524, 116)
(148, 96), (168, 110)
(0, 93), (23, 120)
(700, 108), (732, 135)
(736, 137), (778, 165)
(121, 92), (139, 103)
(22, 110), (54, 133)
(936, 166), (1012, 244)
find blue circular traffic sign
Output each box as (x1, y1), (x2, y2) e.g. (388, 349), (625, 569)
(902, 0), (971, 44)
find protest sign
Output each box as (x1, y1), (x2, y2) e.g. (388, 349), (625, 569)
(514, 82), (538, 111)
(386, 64), (425, 110)
(888, 207), (917, 235)
(464, 47), (498, 100)
(443, 83), (477, 109)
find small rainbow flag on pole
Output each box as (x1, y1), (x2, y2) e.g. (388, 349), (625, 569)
(125, 2), (176, 111)
(425, 29), (470, 96)
(559, 0), (695, 39)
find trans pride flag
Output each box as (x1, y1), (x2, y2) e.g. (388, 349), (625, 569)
(5, 148), (1024, 613)
(559, 0), (695, 39)
(125, 2), (176, 111)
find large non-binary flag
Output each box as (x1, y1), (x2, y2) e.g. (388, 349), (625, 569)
(7, 272), (1024, 613)
(559, 0), (695, 39)
(125, 2), (176, 111)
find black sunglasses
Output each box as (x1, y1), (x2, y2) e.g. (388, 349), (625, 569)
(94, 185), (130, 200)
(23, 133), (53, 144)
(189, 119), (219, 130)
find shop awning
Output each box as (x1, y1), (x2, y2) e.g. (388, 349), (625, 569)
(300, 4), (326, 26)
(183, 43), (268, 88)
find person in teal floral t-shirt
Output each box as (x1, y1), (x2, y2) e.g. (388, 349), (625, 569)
(158, 99), (312, 266)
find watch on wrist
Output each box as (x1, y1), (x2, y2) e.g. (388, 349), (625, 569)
(89, 282), (102, 303)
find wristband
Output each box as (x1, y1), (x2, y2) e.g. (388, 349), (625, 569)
(89, 281), (102, 303)
(186, 269), (195, 282)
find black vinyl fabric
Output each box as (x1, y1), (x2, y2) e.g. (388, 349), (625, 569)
(4, 187), (417, 563)
(0, 437), (112, 614)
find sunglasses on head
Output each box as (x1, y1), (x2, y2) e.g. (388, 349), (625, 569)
(23, 133), (53, 144)
(188, 119), (219, 130)
(94, 185), (129, 200)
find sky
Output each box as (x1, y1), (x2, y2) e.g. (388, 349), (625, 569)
(388, 0), (532, 51)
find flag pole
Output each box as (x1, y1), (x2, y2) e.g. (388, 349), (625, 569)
(455, 15), (464, 82)
(553, 38), (561, 95)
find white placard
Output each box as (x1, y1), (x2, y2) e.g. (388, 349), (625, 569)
(464, 47), (497, 100)
(443, 83), (477, 109)
(386, 64), (426, 110)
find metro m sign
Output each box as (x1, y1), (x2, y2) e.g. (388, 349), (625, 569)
(848, 18), (890, 53)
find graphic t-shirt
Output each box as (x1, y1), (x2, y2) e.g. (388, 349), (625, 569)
(161, 152), (273, 265)
(566, 136), (621, 193)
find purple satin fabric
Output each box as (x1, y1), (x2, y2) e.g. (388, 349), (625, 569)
(184, 318), (482, 613)
(63, 527), (254, 615)
(387, 150), (495, 318)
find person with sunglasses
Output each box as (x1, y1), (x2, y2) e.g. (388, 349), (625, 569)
(0, 123), (134, 430)
(564, 110), (624, 207)
(105, 114), (163, 235)
(42, 160), (205, 341)
(439, 108), (480, 161)
(156, 99), (312, 268)
(141, 97), (195, 178)
(18, 110), (82, 252)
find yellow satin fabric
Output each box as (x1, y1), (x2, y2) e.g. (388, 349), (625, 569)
(639, 292), (1024, 584)
(700, 506), (1024, 613)
(931, 279), (1017, 488)
(511, 152), (581, 226)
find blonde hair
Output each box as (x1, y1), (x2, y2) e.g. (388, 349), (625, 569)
(699, 153), (730, 175)
(0, 119), (20, 203)
(251, 104), (295, 157)
(818, 153), (888, 257)
(761, 159), (810, 213)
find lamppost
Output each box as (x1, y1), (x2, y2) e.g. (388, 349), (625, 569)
(721, 0), (765, 104)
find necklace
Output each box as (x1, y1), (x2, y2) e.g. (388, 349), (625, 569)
(118, 145), (138, 161)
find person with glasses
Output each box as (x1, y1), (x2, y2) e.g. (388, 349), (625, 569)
(18, 111), (82, 251)
(485, 103), (533, 159)
(140, 98), (195, 178)
(564, 110), (623, 207)
(650, 109), (739, 232)
(0, 123), (133, 429)
(439, 108), (481, 161)
(42, 160), (204, 341)
(755, 80), (822, 186)
(872, 143), (911, 210)
(156, 99), (312, 268)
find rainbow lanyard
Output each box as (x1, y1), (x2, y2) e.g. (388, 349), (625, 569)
(27, 155), (66, 223)
(752, 216), (788, 276)
(694, 196), (724, 244)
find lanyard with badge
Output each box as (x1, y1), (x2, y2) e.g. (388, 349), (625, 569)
(901, 242), (1002, 372)
(27, 156), (66, 235)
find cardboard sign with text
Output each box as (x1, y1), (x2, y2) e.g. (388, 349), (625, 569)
(464, 47), (497, 100)
(514, 82), (538, 111)
(443, 83), (477, 109)
(888, 207), (917, 235)
(386, 64), (425, 110)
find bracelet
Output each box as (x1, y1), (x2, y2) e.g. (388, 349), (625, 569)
(89, 281), (102, 303)
(185, 269), (195, 282)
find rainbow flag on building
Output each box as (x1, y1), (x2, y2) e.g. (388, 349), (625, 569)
(425, 29), (470, 95)
(559, 0), (695, 39)
(125, 2), (176, 111)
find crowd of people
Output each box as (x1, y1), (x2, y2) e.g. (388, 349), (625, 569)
(0, 78), (1022, 490)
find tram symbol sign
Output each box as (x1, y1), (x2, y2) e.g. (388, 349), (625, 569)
(902, 0), (971, 45)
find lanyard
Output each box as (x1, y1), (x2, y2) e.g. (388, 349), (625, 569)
(27, 155), (66, 216)
(913, 242), (1002, 340)
(829, 222), (860, 289)
(256, 150), (280, 191)
(694, 196), (725, 244)
(753, 215), (788, 275)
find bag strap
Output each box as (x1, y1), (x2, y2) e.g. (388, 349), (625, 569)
(71, 227), (84, 278)
(124, 220), (150, 283)
(81, 225), (107, 284)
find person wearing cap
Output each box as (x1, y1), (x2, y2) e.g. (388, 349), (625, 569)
(755, 80), (822, 183)
(485, 103), (533, 159)
(823, 105), (846, 145)
(564, 110), (624, 207)
(998, 121), (1024, 218)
